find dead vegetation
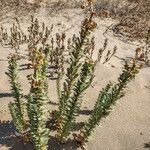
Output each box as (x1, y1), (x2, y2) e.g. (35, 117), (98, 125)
(0, 0), (149, 41)
(96, 0), (150, 41)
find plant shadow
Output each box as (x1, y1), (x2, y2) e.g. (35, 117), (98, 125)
(74, 122), (85, 132)
(79, 109), (92, 115)
(144, 142), (150, 149)
(0, 93), (13, 98)
(49, 101), (58, 106)
(0, 119), (79, 150)
(19, 64), (30, 71)
(0, 120), (33, 150)
(48, 135), (78, 150)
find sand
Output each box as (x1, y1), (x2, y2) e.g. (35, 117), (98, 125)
(0, 3), (150, 150)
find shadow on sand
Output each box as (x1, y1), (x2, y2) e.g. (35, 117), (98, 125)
(0, 120), (33, 150)
(0, 93), (13, 98)
(0, 120), (79, 150)
(144, 142), (150, 149)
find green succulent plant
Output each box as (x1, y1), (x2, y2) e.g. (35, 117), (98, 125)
(27, 49), (49, 150)
(74, 61), (140, 148)
(6, 54), (26, 133)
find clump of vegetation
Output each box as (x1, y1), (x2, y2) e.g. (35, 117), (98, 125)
(49, 33), (65, 78)
(0, 26), (9, 46)
(115, 0), (150, 40)
(27, 16), (53, 68)
(134, 29), (150, 66)
(6, 54), (26, 133)
(97, 38), (117, 64)
(27, 48), (50, 150)
(74, 60), (140, 149)
(55, 11), (97, 142)
(10, 18), (27, 54)
(6, 1), (142, 150)
(96, 0), (150, 40)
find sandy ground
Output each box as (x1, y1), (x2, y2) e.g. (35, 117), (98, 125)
(0, 4), (150, 150)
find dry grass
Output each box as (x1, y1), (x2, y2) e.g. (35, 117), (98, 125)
(96, 0), (150, 40)
(0, 0), (149, 44)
